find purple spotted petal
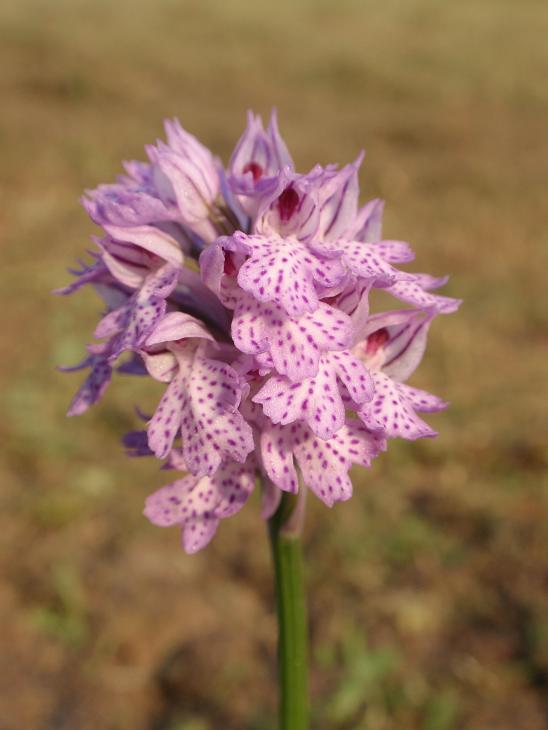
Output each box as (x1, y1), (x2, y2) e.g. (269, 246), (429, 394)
(368, 240), (415, 263)
(179, 354), (253, 475)
(310, 238), (409, 288)
(358, 371), (438, 440)
(401, 384), (448, 412)
(411, 273), (450, 290)
(260, 423), (301, 494)
(144, 458), (255, 553)
(233, 231), (346, 317)
(64, 351), (112, 416)
(182, 356), (249, 465)
(388, 274), (462, 314)
(261, 420), (386, 507)
(294, 420), (386, 506)
(232, 295), (353, 381)
(147, 370), (185, 456)
(150, 492), (217, 552)
(94, 264), (180, 362)
(148, 346), (253, 475)
(253, 351), (374, 440)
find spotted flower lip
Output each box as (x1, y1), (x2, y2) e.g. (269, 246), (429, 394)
(58, 110), (460, 552)
(231, 297), (354, 382)
(144, 456), (257, 553)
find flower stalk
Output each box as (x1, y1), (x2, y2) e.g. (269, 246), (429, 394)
(269, 490), (309, 730)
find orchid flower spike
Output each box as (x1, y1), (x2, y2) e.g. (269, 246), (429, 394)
(58, 110), (461, 553)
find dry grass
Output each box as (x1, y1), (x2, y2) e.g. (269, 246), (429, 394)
(1, 1), (547, 728)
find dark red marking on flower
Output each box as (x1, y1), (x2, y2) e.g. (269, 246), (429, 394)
(242, 162), (263, 182)
(365, 328), (389, 356)
(224, 252), (237, 276)
(143, 250), (161, 264)
(277, 186), (300, 222)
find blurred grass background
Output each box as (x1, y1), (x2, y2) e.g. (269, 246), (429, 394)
(1, 0), (547, 728)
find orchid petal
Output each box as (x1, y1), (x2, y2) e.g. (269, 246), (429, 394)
(144, 458), (255, 553)
(66, 354), (112, 416)
(254, 352), (374, 440)
(388, 275), (462, 313)
(147, 347), (253, 476)
(294, 420), (386, 506)
(358, 371), (438, 440)
(260, 423), (300, 494)
(234, 232), (346, 317)
(401, 384), (448, 412)
(232, 296), (353, 381)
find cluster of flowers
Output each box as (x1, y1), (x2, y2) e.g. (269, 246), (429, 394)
(58, 111), (460, 553)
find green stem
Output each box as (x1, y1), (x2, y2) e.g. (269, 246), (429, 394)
(269, 491), (309, 730)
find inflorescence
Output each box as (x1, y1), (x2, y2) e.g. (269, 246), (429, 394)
(58, 111), (460, 552)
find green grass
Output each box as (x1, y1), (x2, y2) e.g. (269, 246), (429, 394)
(1, 1), (547, 728)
